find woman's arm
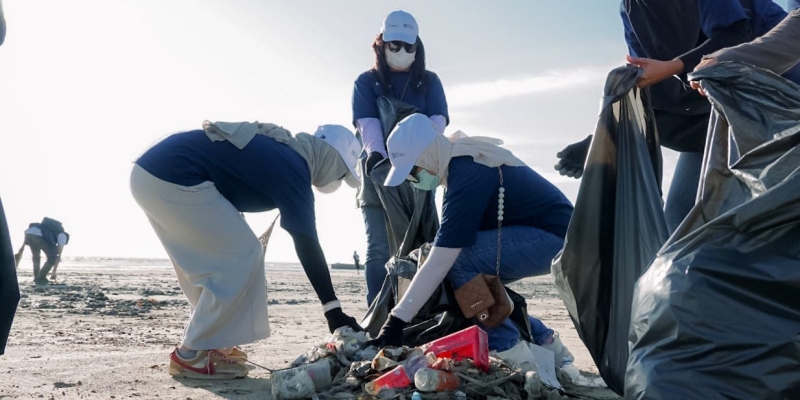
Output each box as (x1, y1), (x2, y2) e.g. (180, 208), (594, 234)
(390, 246), (462, 322)
(706, 10), (800, 75)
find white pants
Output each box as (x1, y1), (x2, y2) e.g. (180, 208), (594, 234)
(130, 164), (270, 350)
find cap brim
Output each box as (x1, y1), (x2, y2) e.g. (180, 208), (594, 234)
(382, 31), (417, 44)
(384, 160), (415, 187)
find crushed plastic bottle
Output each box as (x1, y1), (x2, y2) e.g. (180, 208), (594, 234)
(271, 358), (333, 399)
(364, 365), (412, 395)
(413, 368), (461, 392)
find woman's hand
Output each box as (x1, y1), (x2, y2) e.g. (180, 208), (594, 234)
(690, 58), (719, 96)
(626, 56), (684, 88)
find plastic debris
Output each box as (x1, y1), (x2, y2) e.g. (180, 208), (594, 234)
(414, 368), (461, 392)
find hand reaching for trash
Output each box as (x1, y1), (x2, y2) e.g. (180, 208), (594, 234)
(690, 58), (719, 96)
(366, 315), (408, 348)
(626, 55), (684, 88)
(554, 135), (592, 179)
(324, 307), (364, 334)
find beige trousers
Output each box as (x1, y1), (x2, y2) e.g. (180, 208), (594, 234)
(130, 164), (270, 350)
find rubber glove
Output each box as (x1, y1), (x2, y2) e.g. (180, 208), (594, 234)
(324, 307), (364, 334)
(365, 151), (385, 177)
(366, 315), (408, 348)
(554, 135), (592, 179)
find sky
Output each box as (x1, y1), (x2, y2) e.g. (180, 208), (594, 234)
(1, 0), (794, 264)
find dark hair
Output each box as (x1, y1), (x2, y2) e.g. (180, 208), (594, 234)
(372, 33), (427, 94)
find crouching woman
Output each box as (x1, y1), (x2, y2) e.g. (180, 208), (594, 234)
(370, 114), (575, 367)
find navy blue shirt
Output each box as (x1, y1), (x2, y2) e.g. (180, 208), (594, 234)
(434, 157), (574, 249)
(352, 70), (449, 127)
(136, 130), (317, 239)
(622, 0), (787, 58)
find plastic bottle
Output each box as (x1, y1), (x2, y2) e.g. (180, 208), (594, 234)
(402, 353), (434, 379)
(411, 391), (423, 400)
(364, 365), (412, 395)
(414, 368), (461, 392)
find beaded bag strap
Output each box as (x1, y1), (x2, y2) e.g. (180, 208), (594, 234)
(496, 168), (504, 277)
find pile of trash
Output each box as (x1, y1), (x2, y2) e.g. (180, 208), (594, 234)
(272, 326), (601, 399)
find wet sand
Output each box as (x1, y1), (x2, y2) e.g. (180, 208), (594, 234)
(0, 263), (620, 399)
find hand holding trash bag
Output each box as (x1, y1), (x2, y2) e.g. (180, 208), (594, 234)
(365, 151), (385, 177)
(554, 135), (592, 178)
(366, 315), (408, 348)
(324, 307), (364, 334)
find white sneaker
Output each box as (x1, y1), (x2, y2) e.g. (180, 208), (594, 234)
(540, 332), (574, 368)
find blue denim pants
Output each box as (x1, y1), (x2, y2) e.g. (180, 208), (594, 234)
(665, 151), (703, 233)
(446, 225), (564, 351)
(362, 206), (391, 305)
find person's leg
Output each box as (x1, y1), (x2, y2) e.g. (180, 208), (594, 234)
(26, 236), (45, 281)
(131, 164), (269, 353)
(447, 226), (564, 288)
(447, 226), (564, 351)
(664, 151), (704, 233)
(362, 206), (390, 305)
(35, 242), (59, 281)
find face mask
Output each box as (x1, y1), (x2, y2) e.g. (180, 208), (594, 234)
(385, 48), (416, 71)
(314, 179), (342, 194)
(412, 170), (439, 191)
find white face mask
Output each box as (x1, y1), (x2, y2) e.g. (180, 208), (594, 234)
(385, 48), (416, 71)
(314, 179), (342, 194)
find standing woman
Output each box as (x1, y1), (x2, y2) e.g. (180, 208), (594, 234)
(352, 10), (449, 305)
(131, 121), (363, 379)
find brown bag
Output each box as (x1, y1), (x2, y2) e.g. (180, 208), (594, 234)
(454, 168), (514, 328)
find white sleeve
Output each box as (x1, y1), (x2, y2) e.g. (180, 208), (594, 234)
(391, 246), (462, 322)
(57, 233), (67, 247)
(356, 117), (387, 157)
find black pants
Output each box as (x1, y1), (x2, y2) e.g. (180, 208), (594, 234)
(17, 234), (59, 281)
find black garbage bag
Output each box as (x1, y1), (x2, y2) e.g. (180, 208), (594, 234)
(0, 196), (20, 355)
(377, 96), (418, 141)
(551, 65), (669, 395)
(362, 243), (534, 347)
(625, 62), (800, 400)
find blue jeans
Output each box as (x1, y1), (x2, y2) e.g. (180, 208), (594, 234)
(665, 151), (703, 233)
(447, 226), (564, 351)
(362, 206), (390, 305)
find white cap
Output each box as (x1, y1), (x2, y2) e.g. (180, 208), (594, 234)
(314, 125), (361, 185)
(384, 114), (438, 187)
(381, 10), (419, 44)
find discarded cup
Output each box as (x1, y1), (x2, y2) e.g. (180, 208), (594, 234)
(422, 326), (489, 371)
(414, 368), (461, 392)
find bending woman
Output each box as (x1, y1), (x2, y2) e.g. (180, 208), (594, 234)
(131, 122), (363, 379)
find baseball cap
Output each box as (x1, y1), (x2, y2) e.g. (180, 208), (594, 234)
(384, 114), (438, 187)
(381, 10), (419, 44)
(314, 125), (361, 185)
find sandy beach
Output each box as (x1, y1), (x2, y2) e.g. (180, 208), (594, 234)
(0, 259), (619, 399)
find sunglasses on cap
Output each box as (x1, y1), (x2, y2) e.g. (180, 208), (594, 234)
(386, 40), (419, 53)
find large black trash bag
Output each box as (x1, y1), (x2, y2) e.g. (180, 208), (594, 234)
(360, 244), (469, 344)
(551, 65), (669, 395)
(361, 243), (534, 347)
(625, 62), (800, 400)
(0, 196), (21, 355)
